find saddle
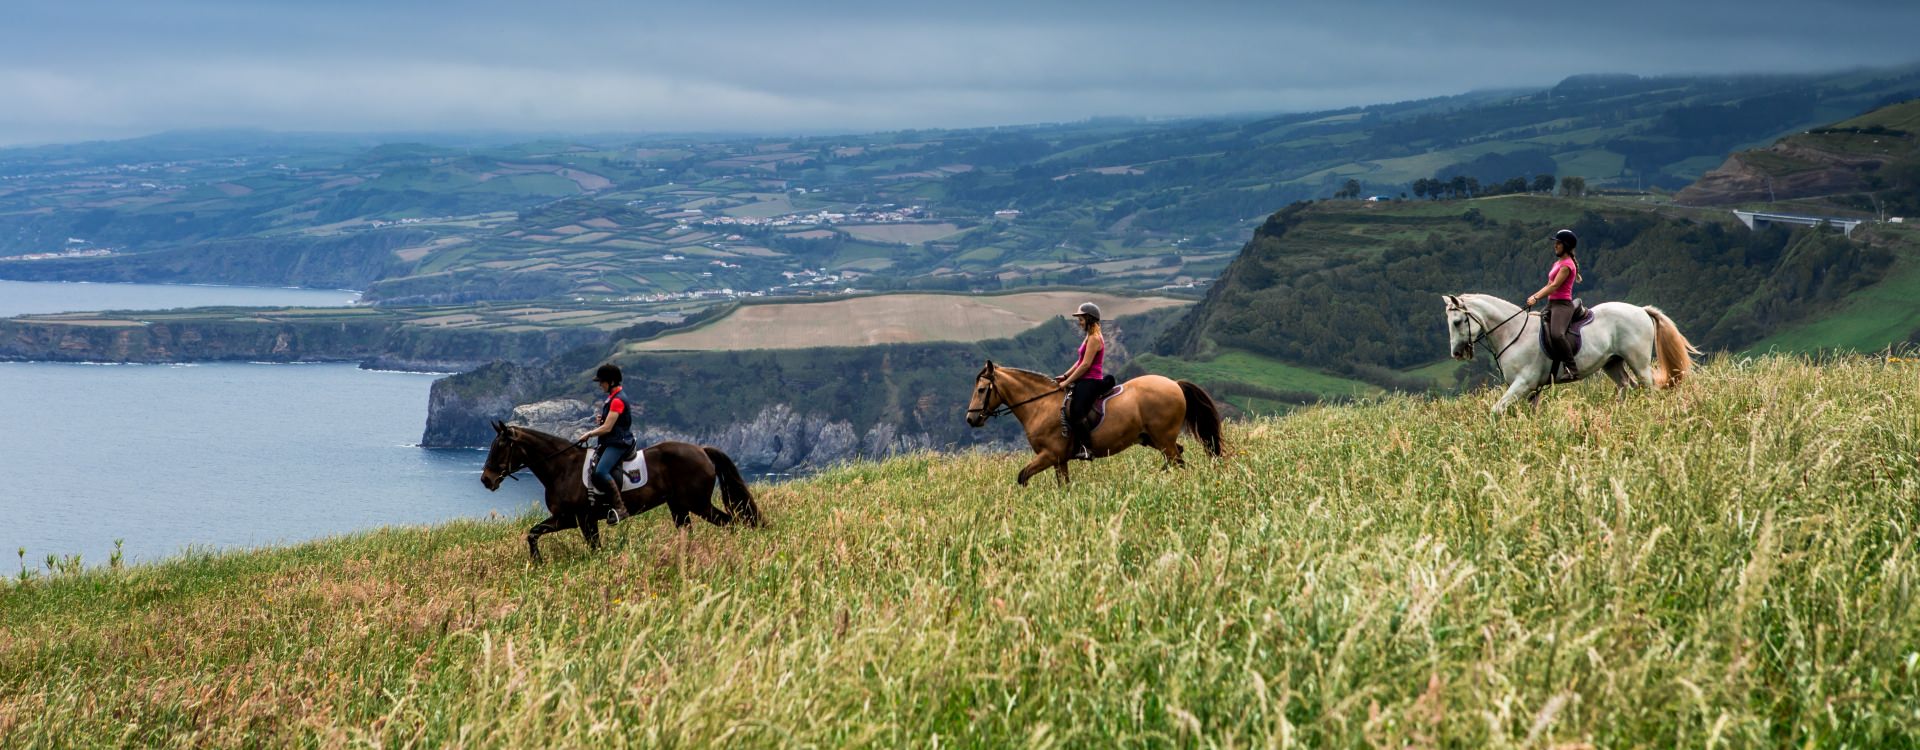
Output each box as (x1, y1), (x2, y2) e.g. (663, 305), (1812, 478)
(1539, 299), (1594, 380)
(581, 445), (650, 493)
(1062, 381), (1126, 431)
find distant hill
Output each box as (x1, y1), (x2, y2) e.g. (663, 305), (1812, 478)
(1677, 98), (1920, 212)
(6, 65), (1920, 305)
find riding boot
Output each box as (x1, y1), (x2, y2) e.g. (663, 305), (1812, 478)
(588, 481), (623, 525)
(1070, 419), (1094, 461)
(1058, 413), (1089, 461)
(1550, 358), (1580, 384)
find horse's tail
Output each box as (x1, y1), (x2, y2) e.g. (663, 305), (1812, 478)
(703, 447), (762, 527)
(1177, 380), (1225, 457)
(1644, 306), (1700, 388)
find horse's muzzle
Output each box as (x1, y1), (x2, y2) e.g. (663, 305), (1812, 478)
(965, 413), (986, 428)
(1452, 343), (1472, 361)
(480, 472), (501, 491)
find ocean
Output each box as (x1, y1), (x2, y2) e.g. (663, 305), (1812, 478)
(0, 281), (544, 566)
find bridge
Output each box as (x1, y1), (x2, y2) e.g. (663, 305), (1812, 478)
(1732, 210), (1864, 237)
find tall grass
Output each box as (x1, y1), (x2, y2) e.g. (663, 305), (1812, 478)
(2, 355), (1916, 747)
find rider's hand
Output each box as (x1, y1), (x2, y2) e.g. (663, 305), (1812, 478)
(574, 432), (591, 444)
(1525, 294), (1538, 306)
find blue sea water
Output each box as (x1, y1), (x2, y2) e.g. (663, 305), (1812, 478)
(0, 282), (544, 567)
(0, 279), (360, 316)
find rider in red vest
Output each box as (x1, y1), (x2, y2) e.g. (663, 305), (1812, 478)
(575, 363), (637, 524)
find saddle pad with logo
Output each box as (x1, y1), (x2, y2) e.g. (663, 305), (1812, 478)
(581, 448), (649, 492)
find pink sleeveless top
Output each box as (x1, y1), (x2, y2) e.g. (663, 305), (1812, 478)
(1076, 337), (1105, 380)
(1548, 258), (1577, 301)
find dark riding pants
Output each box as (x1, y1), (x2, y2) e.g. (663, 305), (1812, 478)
(1545, 299), (1575, 365)
(1065, 376), (1115, 446)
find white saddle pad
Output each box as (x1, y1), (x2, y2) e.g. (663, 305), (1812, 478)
(582, 447), (649, 492)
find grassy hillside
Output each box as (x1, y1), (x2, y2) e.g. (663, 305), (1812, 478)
(4, 355), (1916, 747)
(1749, 222), (1920, 352)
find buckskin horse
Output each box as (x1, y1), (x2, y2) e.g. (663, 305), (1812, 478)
(1442, 293), (1699, 413)
(965, 361), (1224, 485)
(479, 421), (761, 562)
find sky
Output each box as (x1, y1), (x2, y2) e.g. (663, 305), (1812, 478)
(2, 0), (1918, 146)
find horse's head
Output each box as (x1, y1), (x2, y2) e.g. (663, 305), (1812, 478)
(1442, 295), (1475, 360)
(965, 361), (1000, 428)
(480, 420), (517, 491)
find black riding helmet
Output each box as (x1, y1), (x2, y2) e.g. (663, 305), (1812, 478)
(1551, 228), (1578, 250)
(593, 363), (622, 385)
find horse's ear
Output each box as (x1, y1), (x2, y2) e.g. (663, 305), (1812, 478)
(1443, 294), (1460, 308)
(491, 420), (504, 433)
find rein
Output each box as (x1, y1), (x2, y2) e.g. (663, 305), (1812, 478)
(967, 369), (1064, 420)
(1460, 302), (1534, 368)
(494, 432), (586, 482)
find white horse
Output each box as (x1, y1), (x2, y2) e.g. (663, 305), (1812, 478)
(1442, 293), (1699, 413)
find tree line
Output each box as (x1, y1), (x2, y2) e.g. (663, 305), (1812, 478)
(1408, 174), (1586, 200)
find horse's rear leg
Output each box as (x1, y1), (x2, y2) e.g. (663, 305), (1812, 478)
(526, 513), (579, 563)
(681, 488), (735, 527)
(1159, 438), (1185, 469)
(1603, 358), (1633, 400)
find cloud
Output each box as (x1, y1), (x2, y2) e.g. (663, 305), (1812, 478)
(2, 0), (1917, 144)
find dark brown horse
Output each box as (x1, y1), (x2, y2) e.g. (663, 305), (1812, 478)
(965, 361), (1225, 485)
(479, 421), (761, 562)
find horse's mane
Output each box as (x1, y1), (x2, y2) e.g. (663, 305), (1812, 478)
(1457, 293), (1522, 312)
(993, 365), (1053, 380)
(506, 424), (581, 452)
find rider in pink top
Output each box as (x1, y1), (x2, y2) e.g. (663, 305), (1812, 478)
(1056, 302), (1111, 460)
(1076, 338), (1105, 380)
(1526, 229), (1582, 380)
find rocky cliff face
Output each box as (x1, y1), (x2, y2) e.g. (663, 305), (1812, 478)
(421, 361), (559, 447)
(418, 310), (1179, 472)
(1674, 144), (1880, 206)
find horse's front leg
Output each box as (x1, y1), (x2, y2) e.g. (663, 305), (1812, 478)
(1016, 453), (1057, 486)
(1491, 376), (1536, 414)
(576, 511), (602, 551)
(526, 513), (576, 563)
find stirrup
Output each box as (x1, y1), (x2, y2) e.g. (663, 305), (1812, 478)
(605, 505), (627, 526)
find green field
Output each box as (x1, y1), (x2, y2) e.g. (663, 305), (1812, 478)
(3, 355), (1915, 746)
(1748, 225), (1920, 353)
(1132, 350), (1379, 401)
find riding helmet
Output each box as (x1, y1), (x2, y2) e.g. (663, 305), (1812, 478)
(593, 363), (623, 385)
(1551, 229), (1578, 250)
(1072, 302), (1101, 321)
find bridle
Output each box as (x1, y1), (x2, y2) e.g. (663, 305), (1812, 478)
(1453, 299), (1534, 366)
(966, 367), (1063, 421)
(488, 429), (586, 482)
